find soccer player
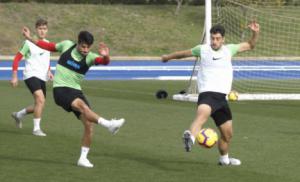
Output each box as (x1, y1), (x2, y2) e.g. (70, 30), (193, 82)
(161, 21), (260, 166)
(22, 27), (125, 168)
(11, 19), (53, 136)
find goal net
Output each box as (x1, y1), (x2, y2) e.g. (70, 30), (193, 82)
(173, 0), (300, 101)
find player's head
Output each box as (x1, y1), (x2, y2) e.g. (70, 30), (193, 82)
(77, 31), (94, 56)
(210, 24), (225, 50)
(35, 18), (48, 39)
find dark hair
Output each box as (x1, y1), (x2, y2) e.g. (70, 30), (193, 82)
(35, 18), (48, 28)
(78, 31), (94, 45)
(210, 24), (225, 37)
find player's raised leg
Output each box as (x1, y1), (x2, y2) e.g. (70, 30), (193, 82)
(71, 98), (125, 134)
(183, 104), (211, 152)
(71, 98), (125, 168)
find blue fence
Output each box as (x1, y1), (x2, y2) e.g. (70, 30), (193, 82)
(1, 60), (300, 80)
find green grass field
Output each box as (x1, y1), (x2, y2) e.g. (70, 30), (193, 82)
(0, 80), (300, 182)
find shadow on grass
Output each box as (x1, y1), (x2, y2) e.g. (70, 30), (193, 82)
(98, 151), (209, 172)
(0, 129), (32, 136)
(0, 154), (73, 166)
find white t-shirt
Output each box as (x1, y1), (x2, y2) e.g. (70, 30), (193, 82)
(191, 44), (239, 94)
(20, 40), (50, 81)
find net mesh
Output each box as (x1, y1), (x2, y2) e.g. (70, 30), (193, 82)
(184, 0), (300, 100)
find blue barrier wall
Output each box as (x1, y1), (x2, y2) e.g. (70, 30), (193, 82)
(1, 60), (300, 80)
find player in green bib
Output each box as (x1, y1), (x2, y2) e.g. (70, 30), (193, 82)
(22, 27), (125, 168)
(161, 21), (260, 166)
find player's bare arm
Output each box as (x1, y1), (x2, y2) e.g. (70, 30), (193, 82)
(48, 70), (54, 81)
(10, 52), (24, 87)
(23, 26), (57, 52)
(237, 21), (260, 52)
(161, 50), (193, 62)
(22, 26), (38, 44)
(98, 42), (109, 57)
(10, 71), (18, 87)
(93, 42), (110, 65)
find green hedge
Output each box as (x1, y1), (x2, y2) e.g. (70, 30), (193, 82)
(0, 0), (205, 5)
(1, 0), (299, 6)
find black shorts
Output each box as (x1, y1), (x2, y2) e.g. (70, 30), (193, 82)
(53, 87), (90, 119)
(24, 77), (46, 97)
(197, 92), (232, 126)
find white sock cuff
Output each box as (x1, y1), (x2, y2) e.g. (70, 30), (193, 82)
(220, 154), (229, 159)
(81, 146), (90, 152)
(20, 108), (27, 113)
(97, 117), (106, 124)
(80, 146), (90, 159)
(17, 108), (27, 118)
(191, 135), (196, 144)
(97, 117), (111, 128)
(33, 118), (41, 122)
(33, 118), (41, 131)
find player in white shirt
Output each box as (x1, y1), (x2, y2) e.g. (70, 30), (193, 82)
(161, 21), (260, 166)
(10, 19), (53, 136)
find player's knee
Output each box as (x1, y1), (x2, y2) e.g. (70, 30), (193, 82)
(80, 104), (91, 114)
(74, 99), (90, 113)
(222, 132), (233, 143)
(35, 95), (45, 106)
(195, 113), (209, 122)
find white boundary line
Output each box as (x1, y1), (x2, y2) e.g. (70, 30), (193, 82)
(1, 65), (300, 71)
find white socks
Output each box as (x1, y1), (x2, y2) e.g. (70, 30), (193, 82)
(33, 118), (41, 131)
(219, 154), (230, 164)
(191, 135), (196, 144)
(16, 109), (43, 132)
(97, 117), (111, 128)
(80, 146), (90, 159)
(17, 108), (27, 118)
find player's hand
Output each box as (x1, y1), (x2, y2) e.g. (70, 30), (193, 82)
(248, 20), (260, 33)
(98, 43), (109, 57)
(10, 76), (18, 87)
(161, 55), (169, 63)
(48, 71), (54, 81)
(22, 26), (32, 40)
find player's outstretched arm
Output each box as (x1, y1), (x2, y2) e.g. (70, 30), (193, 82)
(22, 26), (37, 44)
(94, 43), (110, 65)
(98, 43), (110, 57)
(237, 21), (260, 53)
(22, 26), (57, 52)
(161, 50), (193, 63)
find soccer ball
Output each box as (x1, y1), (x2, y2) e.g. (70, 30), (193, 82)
(228, 90), (239, 101)
(196, 128), (218, 148)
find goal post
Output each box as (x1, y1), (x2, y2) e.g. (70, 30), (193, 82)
(173, 0), (300, 101)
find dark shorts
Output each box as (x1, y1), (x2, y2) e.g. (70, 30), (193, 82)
(24, 77), (46, 97)
(197, 92), (232, 126)
(53, 87), (90, 119)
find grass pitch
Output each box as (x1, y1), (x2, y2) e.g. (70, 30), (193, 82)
(0, 80), (300, 182)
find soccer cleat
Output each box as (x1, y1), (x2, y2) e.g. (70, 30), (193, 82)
(108, 118), (125, 135)
(77, 158), (94, 168)
(183, 130), (193, 152)
(32, 129), (47, 137)
(11, 112), (22, 128)
(219, 157), (241, 166)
